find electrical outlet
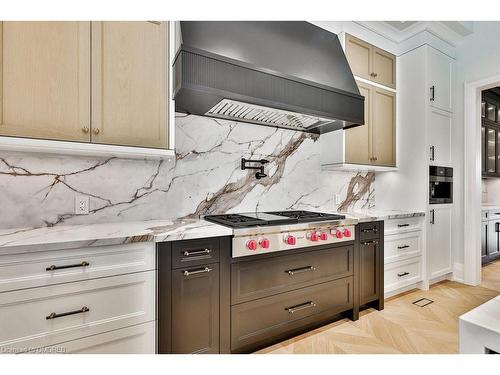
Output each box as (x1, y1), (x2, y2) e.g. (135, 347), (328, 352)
(75, 195), (90, 215)
(334, 194), (341, 205)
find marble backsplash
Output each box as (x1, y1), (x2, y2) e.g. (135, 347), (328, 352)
(0, 114), (375, 229)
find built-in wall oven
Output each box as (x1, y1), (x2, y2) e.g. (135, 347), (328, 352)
(429, 166), (453, 204)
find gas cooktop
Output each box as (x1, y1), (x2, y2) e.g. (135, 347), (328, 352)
(204, 210), (346, 228)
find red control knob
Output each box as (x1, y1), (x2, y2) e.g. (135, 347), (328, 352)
(343, 228), (352, 238)
(320, 232), (329, 241)
(246, 240), (258, 251)
(309, 232), (319, 242)
(286, 235), (297, 245)
(335, 230), (344, 239)
(260, 238), (270, 249)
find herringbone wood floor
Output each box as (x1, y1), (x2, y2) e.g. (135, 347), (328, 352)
(257, 260), (500, 354)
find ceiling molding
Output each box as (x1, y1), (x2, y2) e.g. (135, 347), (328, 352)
(354, 21), (473, 47)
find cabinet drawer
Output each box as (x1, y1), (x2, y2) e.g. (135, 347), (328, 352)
(0, 271), (155, 351)
(0, 242), (155, 293)
(359, 222), (381, 241)
(231, 277), (353, 352)
(384, 258), (422, 293)
(384, 217), (423, 235)
(231, 245), (353, 304)
(29, 322), (156, 354)
(384, 232), (422, 264)
(171, 238), (220, 269)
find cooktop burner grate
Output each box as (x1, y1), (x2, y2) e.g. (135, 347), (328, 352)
(267, 210), (345, 222)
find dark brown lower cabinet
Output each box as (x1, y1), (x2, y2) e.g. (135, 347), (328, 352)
(358, 221), (384, 309)
(171, 263), (220, 354)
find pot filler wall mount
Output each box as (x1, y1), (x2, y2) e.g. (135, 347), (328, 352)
(173, 21), (365, 134)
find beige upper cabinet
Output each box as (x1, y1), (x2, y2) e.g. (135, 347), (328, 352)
(346, 81), (371, 164)
(0, 21), (170, 150)
(0, 22), (91, 142)
(372, 86), (396, 166)
(345, 34), (396, 89)
(91, 21), (168, 149)
(345, 81), (395, 167)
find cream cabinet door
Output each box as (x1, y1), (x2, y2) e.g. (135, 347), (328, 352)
(428, 206), (452, 279)
(345, 81), (371, 164)
(373, 47), (396, 89)
(427, 48), (453, 113)
(372, 87), (396, 166)
(91, 21), (169, 149)
(345, 34), (372, 81)
(0, 22), (91, 142)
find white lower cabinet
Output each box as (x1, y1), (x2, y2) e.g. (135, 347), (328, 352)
(428, 206), (453, 279)
(0, 242), (156, 354)
(383, 217), (424, 296)
(32, 322), (155, 354)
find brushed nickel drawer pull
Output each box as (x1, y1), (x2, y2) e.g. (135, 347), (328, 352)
(285, 266), (316, 276)
(397, 272), (410, 278)
(362, 240), (379, 246)
(46, 261), (90, 271)
(397, 223), (410, 228)
(183, 267), (212, 276)
(46, 306), (89, 320)
(397, 245), (410, 249)
(286, 301), (316, 314)
(183, 249), (212, 257)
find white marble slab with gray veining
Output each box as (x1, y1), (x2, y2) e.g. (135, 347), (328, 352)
(342, 209), (426, 222)
(0, 219), (232, 254)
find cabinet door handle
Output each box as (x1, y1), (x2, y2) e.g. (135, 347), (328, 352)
(430, 85), (435, 101)
(496, 223), (499, 233)
(92, 128), (100, 135)
(362, 240), (379, 246)
(430, 145), (435, 161)
(183, 266), (212, 276)
(285, 265), (316, 276)
(285, 301), (316, 314)
(430, 209), (435, 224)
(183, 248), (212, 257)
(46, 261), (90, 271)
(46, 306), (89, 320)
(397, 224), (410, 228)
(397, 245), (410, 249)
(397, 272), (410, 278)
(81, 126), (90, 134)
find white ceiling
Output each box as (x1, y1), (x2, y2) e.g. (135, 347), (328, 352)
(384, 21), (418, 31)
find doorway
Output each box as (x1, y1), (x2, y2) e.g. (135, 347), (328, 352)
(464, 74), (500, 285)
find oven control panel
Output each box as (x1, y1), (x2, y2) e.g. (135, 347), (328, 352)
(232, 225), (356, 258)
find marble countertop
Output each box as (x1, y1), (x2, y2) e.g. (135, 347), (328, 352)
(460, 295), (500, 334)
(0, 218), (232, 252)
(342, 209), (426, 222)
(482, 204), (500, 211)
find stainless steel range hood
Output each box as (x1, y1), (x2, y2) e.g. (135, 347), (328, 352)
(173, 21), (364, 134)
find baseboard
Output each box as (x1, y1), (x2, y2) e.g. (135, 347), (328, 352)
(429, 272), (453, 285)
(385, 282), (423, 299)
(452, 262), (464, 283)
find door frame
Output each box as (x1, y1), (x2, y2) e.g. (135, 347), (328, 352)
(464, 73), (500, 285)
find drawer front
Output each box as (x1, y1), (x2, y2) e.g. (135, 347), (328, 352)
(358, 222), (381, 241)
(231, 245), (353, 304)
(384, 218), (423, 235)
(171, 237), (220, 269)
(0, 271), (155, 351)
(231, 277), (353, 352)
(488, 210), (500, 221)
(0, 242), (155, 293)
(384, 233), (422, 263)
(28, 322), (156, 354)
(384, 258), (422, 293)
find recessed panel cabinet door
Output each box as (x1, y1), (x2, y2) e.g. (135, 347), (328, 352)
(428, 108), (452, 166)
(373, 47), (396, 89)
(345, 34), (372, 81)
(91, 21), (168, 148)
(372, 87), (396, 166)
(345, 81), (371, 165)
(171, 264), (219, 354)
(428, 207), (452, 279)
(428, 48), (453, 113)
(0, 22), (91, 142)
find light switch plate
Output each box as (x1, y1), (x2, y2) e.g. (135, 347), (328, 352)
(75, 195), (90, 215)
